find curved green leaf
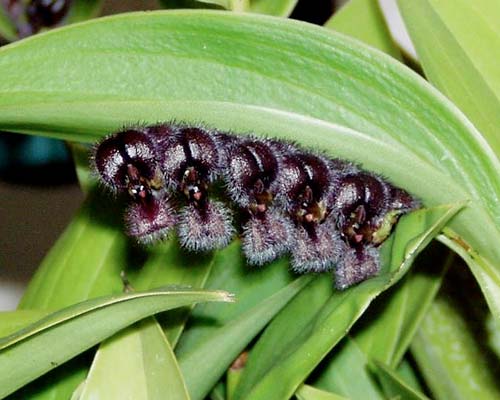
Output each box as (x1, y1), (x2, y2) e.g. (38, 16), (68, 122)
(354, 242), (453, 367)
(325, 0), (402, 59)
(311, 243), (452, 398)
(178, 275), (312, 400)
(16, 189), (219, 398)
(398, 0), (500, 155)
(235, 204), (462, 399)
(175, 242), (294, 355)
(0, 11), (497, 316)
(78, 318), (189, 400)
(372, 361), (431, 400)
(0, 286), (232, 399)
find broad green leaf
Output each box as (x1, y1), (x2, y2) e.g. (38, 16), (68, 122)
(178, 275), (312, 400)
(372, 361), (430, 400)
(78, 318), (189, 400)
(249, 0), (299, 17)
(235, 204), (462, 399)
(0, 11), (498, 316)
(411, 281), (500, 400)
(398, 0), (500, 155)
(295, 385), (349, 400)
(0, 310), (49, 338)
(325, 0), (402, 59)
(0, 286), (232, 399)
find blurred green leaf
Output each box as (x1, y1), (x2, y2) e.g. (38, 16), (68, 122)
(234, 204), (462, 399)
(66, 0), (103, 24)
(158, 0), (224, 10)
(210, 382), (226, 400)
(411, 279), (500, 400)
(325, 0), (402, 59)
(372, 360), (430, 400)
(0, 11), (498, 317)
(0, 5), (17, 42)
(178, 275), (312, 400)
(249, 0), (298, 17)
(395, 357), (427, 393)
(159, 0), (297, 15)
(295, 384), (349, 400)
(0, 286), (232, 399)
(78, 318), (189, 400)
(398, 0), (500, 155)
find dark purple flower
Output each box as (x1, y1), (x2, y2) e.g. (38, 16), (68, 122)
(125, 194), (176, 244)
(242, 208), (295, 266)
(334, 244), (380, 290)
(177, 200), (234, 252)
(93, 128), (164, 199)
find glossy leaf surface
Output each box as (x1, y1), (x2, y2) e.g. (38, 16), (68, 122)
(0, 286), (232, 399)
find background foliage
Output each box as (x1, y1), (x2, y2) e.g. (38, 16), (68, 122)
(0, 0), (499, 399)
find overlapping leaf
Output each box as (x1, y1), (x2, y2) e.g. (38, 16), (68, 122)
(77, 318), (189, 400)
(0, 286), (232, 399)
(398, 0), (500, 155)
(234, 204), (461, 399)
(0, 11), (497, 317)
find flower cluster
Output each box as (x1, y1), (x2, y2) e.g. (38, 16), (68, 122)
(93, 123), (419, 289)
